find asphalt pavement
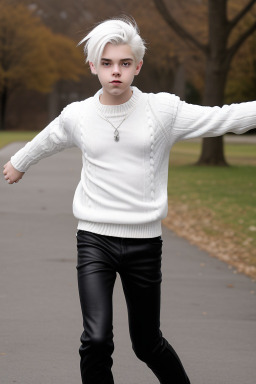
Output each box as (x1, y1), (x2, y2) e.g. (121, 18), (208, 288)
(1, 143), (256, 384)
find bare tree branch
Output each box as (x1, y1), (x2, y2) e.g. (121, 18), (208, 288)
(228, 0), (256, 33)
(153, 0), (207, 54)
(228, 20), (256, 63)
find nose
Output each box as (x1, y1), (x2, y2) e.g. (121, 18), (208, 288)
(112, 64), (121, 76)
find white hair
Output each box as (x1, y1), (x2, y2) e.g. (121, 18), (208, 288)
(78, 17), (146, 67)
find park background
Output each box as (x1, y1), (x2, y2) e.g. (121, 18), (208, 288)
(0, 0), (256, 278)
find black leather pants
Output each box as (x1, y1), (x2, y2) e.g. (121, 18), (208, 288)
(76, 230), (190, 384)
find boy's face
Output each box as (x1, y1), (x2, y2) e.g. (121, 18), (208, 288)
(89, 43), (143, 105)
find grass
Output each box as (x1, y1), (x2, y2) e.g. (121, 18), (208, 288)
(0, 131), (39, 149)
(166, 139), (256, 278)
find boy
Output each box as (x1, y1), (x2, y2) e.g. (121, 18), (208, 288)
(3, 17), (256, 384)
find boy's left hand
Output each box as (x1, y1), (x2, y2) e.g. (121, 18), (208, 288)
(3, 161), (25, 184)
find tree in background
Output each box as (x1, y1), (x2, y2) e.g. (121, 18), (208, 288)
(0, 1), (85, 130)
(7, 0), (207, 105)
(2, 0), (255, 135)
(226, 28), (256, 103)
(153, 0), (256, 165)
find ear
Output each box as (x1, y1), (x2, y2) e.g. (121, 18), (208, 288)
(135, 60), (143, 76)
(89, 62), (98, 75)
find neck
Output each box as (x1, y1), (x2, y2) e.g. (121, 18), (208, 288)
(100, 88), (133, 105)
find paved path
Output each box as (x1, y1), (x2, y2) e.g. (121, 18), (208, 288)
(1, 143), (256, 384)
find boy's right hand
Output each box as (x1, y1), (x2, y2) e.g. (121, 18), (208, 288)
(3, 161), (25, 184)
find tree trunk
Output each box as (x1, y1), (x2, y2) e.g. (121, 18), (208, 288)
(196, 137), (227, 165)
(173, 62), (185, 99)
(196, 0), (229, 166)
(196, 57), (230, 166)
(0, 86), (8, 131)
(153, 0), (256, 165)
(48, 84), (59, 123)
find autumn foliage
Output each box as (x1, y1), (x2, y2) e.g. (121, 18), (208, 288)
(0, 0), (255, 135)
(0, 0), (85, 130)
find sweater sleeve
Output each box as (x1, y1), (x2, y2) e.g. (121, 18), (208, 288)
(151, 93), (256, 144)
(10, 103), (77, 172)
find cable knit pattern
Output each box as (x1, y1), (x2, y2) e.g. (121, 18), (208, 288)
(10, 87), (256, 238)
(146, 103), (155, 202)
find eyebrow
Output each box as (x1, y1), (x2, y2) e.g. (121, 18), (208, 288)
(101, 58), (134, 62)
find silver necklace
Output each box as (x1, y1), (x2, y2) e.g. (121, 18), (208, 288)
(99, 115), (127, 142)
(97, 100), (136, 142)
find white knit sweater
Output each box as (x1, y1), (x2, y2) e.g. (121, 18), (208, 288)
(11, 87), (256, 238)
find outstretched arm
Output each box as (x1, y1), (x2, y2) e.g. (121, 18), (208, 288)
(4, 103), (78, 177)
(172, 100), (256, 141)
(3, 161), (25, 184)
(149, 93), (256, 144)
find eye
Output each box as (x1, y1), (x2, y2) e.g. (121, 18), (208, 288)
(101, 61), (110, 67)
(123, 62), (131, 67)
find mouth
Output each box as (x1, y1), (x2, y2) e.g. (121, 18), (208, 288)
(110, 80), (122, 84)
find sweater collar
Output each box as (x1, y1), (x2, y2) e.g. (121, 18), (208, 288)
(94, 86), (142, 117)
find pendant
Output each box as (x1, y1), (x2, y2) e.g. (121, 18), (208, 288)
(114, 129), (119, 142)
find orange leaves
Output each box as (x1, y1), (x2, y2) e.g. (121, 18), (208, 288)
(46, 33), (85, 83)
(0, 1), (84, 94)
(163, 201), (256, 279)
